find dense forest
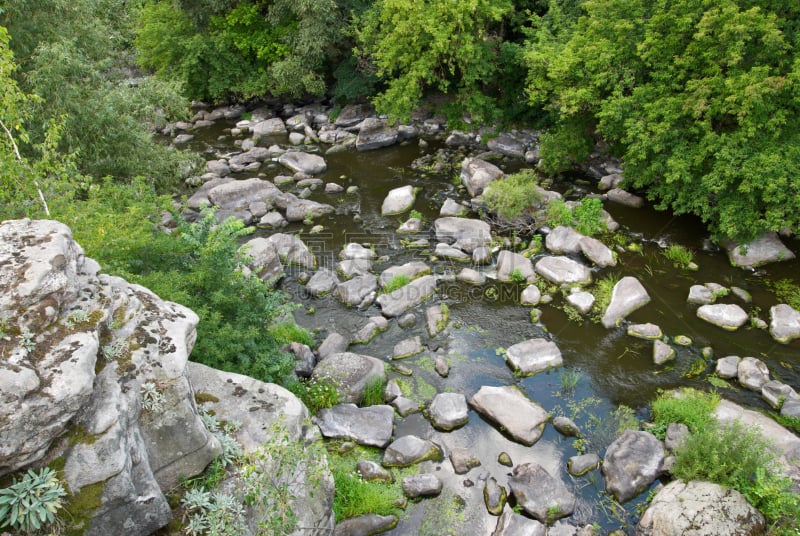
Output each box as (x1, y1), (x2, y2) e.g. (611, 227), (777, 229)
(1, 0), (800, 382)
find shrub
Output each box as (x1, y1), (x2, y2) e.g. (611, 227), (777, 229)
(650, 388), (719, 439)
(509, 268), (526, 283)
(547, 198), (605, 236)
(484, 169), (542, 220)
(300, 377), (340, 415)
(662, 244), (694, 269)
(0, 467), (67, 534)
(361, 377), (385, 407)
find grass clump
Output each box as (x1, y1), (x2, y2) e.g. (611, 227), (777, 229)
(328, 446), (404, 522)
(484, 169), (542, 219)
(650, 388), (719, 439)
(546, 198), (605, 236)
(269, 320), (314, 347)
(382, 274), (411, 294)
(361, 377), (385, 407)
(662, 244), (694, 269)
(767, 278), (800, 311)
(297, 377), (340, 415)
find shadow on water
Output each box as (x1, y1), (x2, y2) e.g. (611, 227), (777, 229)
(184, 122), (800, 534)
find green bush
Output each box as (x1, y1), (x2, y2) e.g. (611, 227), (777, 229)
(662, 244), (694, 269)
(298, 377), (341, 415)
(361, 377), (385, 407)
(546, 198), (605, 236)
(0, 467), (67, 534)
(484, 169), (541, 220)
(650, 388), (719, 439)
(382, 274), (411, 294)
(329, 447), (403, 521)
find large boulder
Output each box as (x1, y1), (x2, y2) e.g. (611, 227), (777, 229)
(356, 118), (399, 151)
(264, 233), (316, 269)
(434, 217), (492, 252)
(0, 219), (221, 536)
(382, 435), (443, 467)
(376, 275), (437, 317)
(278, 151), (327, 175)
(696, 304), (749, 331)
(381, 185), (417, 216)
(461, 157), (504, 197)
(504, 338), (563, 376)
(769, 303), (800, 343)
(428, 393), (469, 431)
(252, 117), (287, 139)
(333, 274), (378, 307)
(601, 276), (651, 328)
(723, 232), (795, 268)
(534, 256), (592, 285)
(207, 177), (282, 210)
(313, 404), (394, 448)
(311, 352), (386, 404)
(496, 250), (536, 282)
(602, 430), (665, 502)
(636, 480), (765, 536)
(229, 146), (271, 167)
(508, 462), (576, 523)
(545, 226), (583, 254)
(469, 386), (549, 446)
(242, 237), (284, 282)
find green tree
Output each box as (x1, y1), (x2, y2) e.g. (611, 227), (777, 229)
(357, 0), (515, 124)
(525, 0), (800, 241)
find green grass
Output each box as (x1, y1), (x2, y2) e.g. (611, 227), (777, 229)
(650, 388), (719, 439)
(269, 320), (314, 347)
(361, 377), (385, 407)
(382, 274), (411, 294)
(662, 244), (694, 269)
(328, 446), (406, 521)
(483, 169), (542, 219)
(590, 274), (620, 321)
(767, 278), (800, 310)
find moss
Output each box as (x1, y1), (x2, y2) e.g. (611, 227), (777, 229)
(62, 481), (105, 536)
(195, 392), (220, 404)
(66, 426), (99, 446)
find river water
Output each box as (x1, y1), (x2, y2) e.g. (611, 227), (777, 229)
(182, 119), (800, 534)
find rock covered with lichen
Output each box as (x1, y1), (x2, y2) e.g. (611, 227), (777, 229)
(0, 219), (220, 535)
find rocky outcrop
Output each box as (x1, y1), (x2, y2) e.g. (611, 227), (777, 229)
(0, 219), (220, 535)
(636, 480), (765, 536)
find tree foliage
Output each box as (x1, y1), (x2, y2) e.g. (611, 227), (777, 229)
(525, 0), (800, 241)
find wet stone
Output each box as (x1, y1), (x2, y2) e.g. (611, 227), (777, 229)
(392, 396), (420, 417)
(449, 448), (481, 475)
(483, 477), (507, 516)
(715, 355), (741, 379)
(653, 340), (675, 365)
(402, 474), (442, 498)
(428, 393), (469, 431)
(434, 356), (450, 377)
(383, 435), (442, 467)
(567, 453), (600, 476)
(552, 416), (581, 437)
(627, 323), (663, 340)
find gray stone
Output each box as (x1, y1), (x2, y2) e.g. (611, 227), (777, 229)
(497, 250), (536, 282)
(311, 352), (386, 404)
(567, 453), (600, 476)
(599, 173), (623, 190)
(580, 236), (617, 267)
(318, 333), (348, 360)
(473, 246), (493, 265)
(606, 188), (644, 207)
(334, 103), (374, 127)
(761, 380), (799, 410)
(206, 159), (230, 176)
(397, 313), (416, 328)
(769, 303), (800, 343)
(664, 423), (689, 452)
(715, 355), (741, 378)
(697, 303), (748, 331)
(402, 473), (442, 498)
(552, 416), (581, 437)
(653, 340), (675, 365)
(673, 334), (693, 346)
(252, 117), (287, 139)
(428, 393), (469, 431)
(397, 217), (423, 233)
(314, 404), (394, 448)
(627, 323), (663, 340)
(341, 242), (377, 261)
(457, 268), (485, 284)
(290, 342), (316, 378)
(487, 133), (526, 159)
(391, 395), (421, 417)
(440, 198), (469, 217)
(602, 430), (665, 503)
(352, 316), (389, 344)
(356, 461), (393, 483)
(567, 290), (595, 314)
(520, 285), (542, 306)
(376, 275), (438, 317)
(379, 261), (431, 289)
(289, 132), (305, 145)
(484, 476), (508, 516)
(426, 304), (449, 336)
(306, 269), (340, 297)
(334, 275), (378, 307)
(509, 462), (576, 523)
(392, 336), (423, 359)
(381, 185), (417, 215)
(545, 226), (583, 254)
(325, 182), (345, 193)
(461, 157), (504, 197)
(229, 146), (271, 167)
(334, 514), (398, 536)
(338, 259), (373, 280)
(207, 177), (282, 210)
(469, 386), (549, 445)
(737, 356), (770, 391)
(356, 118), (399, 151)
(504, 338), (563, 376)
(723, 232), (795, 268)
(278, 151), (327, 175)
(435, 356), (450, 377)
(434, 217), (492, 252)
(493, 511), (547, 536)
(636, 480), (765, 536)
(383, 379), (402, 403)
(601, 276), (651, 328)
(241, 237), (284, 282)
(449, 448), (481, 474)
(382, 435), (442, 467)
(498, 452), (513, 467)
(731, 286), (752, 302)
(781, 398), (800, 419)
(264, 233), (316, 269)
(284, 198), (334, 222)
(434, 242), (471, 260)
(535, 256), (592, 285)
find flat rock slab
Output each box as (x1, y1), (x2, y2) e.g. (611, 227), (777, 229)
(534, 256), (591, 285)
(381, 185), (416, 215)
(314, 404), (394, 448)
(636, 480), (765, 536)
(334, 274), (378, 307)
(601, 276), (650, 328)
(382, 435), (443, 467)
(434, 217), (492, 252)
(402, 474), (442, 498)
(334, 514), (398, 536)
(627, 323), (662, 340)
(723, 232), (795, 268)
(504, 338), (563, 376)
(428, 393), (469, 431)
(379, 261), (431, 289)
(602, 430), (665, 503)
(376, 275), (437, 317)
(769, 303), (800, 343)
(508, 462), (576, 523)
(469, 386), (549, 446)
(696, 304), (748, 330)
(278, 151), (327, 175)
(311, 352), (386, 404)
(497, 250), (536, 282)
(392, 336), (423, 359)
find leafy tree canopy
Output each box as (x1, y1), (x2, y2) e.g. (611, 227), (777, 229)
(526, 0), (800, 241)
